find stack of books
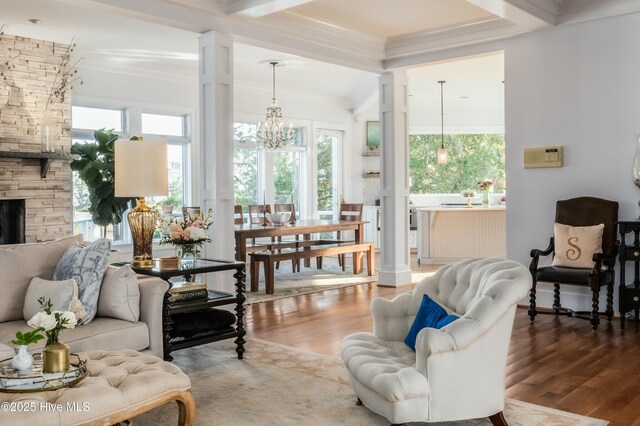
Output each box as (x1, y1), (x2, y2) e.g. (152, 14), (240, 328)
(168, 282), (209, 303)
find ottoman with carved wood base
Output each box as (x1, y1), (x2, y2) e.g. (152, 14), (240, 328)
(0, 350), (195, 425)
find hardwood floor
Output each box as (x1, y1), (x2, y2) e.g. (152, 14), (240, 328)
(245, 256), (640, 425)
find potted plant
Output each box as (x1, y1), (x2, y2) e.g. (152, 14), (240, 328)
(9, 328), (44, 370)
(70, 128), (135, 237)
(159, 194), (181, 215)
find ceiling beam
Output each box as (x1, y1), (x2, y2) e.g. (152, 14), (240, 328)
(226, 0), (314, 17)
(465, 0), (559, 30)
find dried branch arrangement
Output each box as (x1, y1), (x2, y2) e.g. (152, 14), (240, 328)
(46, 35), (83, 105)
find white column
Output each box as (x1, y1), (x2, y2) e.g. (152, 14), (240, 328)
(378, 70), (412, 286)
(198, 31), (235, 291)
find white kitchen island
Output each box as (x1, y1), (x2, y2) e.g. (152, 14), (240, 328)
(417, 206), (506, 264)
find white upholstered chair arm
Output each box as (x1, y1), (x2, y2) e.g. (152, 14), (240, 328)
(138, 276), (170, 358)
(371, 292), (413, 342)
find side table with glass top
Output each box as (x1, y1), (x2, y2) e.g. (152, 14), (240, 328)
(113, 258), (246, 361)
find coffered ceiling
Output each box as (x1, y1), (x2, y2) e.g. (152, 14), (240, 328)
(1, 0), (639, 112)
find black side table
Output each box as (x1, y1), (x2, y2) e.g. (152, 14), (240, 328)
(618, 221), (640, 329)
(114, 258), (246, 361)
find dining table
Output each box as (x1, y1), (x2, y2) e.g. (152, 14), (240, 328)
(234, 219), (366, 274)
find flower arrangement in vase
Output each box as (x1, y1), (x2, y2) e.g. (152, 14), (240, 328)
(27, 297), (77, 373)
(158, 209), (213, 265)
(477, 179), (496, 207)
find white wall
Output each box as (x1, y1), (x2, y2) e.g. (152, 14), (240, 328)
(505, 14), (640, 311)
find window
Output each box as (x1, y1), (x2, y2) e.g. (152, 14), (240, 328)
(72, 107), (191, 243)
(72, 106), (124, 132)
(142, 113), (186, 137)
(409, 134), (505, 194)
(233, 122), (305, 217)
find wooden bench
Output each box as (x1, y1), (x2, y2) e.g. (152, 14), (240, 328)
(249, 242), (375, 294)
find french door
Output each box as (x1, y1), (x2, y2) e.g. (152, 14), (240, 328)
(315, 130), (342, 222)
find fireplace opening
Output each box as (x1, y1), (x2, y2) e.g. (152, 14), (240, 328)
(0, 199), (26, 245)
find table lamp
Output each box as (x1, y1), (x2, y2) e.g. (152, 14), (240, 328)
(114, 139), (168, 266)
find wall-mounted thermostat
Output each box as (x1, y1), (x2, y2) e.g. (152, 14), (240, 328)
(523, 146), (563, 168)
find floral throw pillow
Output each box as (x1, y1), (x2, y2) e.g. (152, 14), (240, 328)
(53, 238), (111, 324)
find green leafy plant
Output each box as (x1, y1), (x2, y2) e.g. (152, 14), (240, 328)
(10, 328), (45, 346)
(70, 128), (135, 237)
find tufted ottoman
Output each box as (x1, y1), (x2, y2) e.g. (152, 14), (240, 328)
(0, 350), (195, 425)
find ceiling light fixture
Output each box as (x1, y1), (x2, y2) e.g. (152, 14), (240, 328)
(436, 80), (448, 164)
(256, 61), (294, 150)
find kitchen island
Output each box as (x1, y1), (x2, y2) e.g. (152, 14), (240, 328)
(417, 206), (506, 264)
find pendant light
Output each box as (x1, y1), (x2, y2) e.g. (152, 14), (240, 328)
(436, 80), (448, 164)
(256, 61), (294, 150)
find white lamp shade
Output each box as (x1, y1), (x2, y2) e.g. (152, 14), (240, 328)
(437, 148), (448, 164)
(114, 140), (169, 197)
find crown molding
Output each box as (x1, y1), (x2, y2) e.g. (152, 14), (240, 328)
(385, 17), (525, 62)
(558, 0), (640, 25)
(465, 0), (559, 28)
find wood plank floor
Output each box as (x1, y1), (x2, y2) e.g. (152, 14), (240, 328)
(245, 257), (640, 425)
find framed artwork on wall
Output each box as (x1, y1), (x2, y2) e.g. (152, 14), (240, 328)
(366, 121), (380, 153)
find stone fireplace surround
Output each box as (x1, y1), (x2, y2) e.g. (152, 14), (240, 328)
(0, 34), (72, 242)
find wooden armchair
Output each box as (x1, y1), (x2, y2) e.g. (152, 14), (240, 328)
(529, 196), (619, 330)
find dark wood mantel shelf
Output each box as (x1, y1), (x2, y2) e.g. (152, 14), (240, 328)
(0, 151), (78, 178)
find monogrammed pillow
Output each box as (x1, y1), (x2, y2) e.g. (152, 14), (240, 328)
(552, 223), (604, 269)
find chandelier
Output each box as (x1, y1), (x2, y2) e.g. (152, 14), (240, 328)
(256, 61), (294, 150)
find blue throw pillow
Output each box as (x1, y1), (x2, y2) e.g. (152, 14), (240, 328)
(53, 238), (111, 325)
(404, 294), (459, 351)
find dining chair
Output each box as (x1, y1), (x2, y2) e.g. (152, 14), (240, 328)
(248, 204), (271, 225)
(234, 205), (244, 225)
(274, 203), (299, 272)
(336, 203), (364, 270)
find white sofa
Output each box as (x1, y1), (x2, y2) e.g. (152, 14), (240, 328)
(0, 236), (168, 360)
(341, 258), (531, 425)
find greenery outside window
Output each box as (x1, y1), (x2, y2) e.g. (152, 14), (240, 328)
(409, 134), (505, 194)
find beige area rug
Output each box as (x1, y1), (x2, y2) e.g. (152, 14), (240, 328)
(131, 339), (607, 426)
(245, 260), (441, 304)
(245, 261), (379, 304)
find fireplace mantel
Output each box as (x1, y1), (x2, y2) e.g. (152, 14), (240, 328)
(0, 151), (78, 178)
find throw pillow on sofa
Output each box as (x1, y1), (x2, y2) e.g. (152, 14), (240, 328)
(23, 277), (86, 321)
(404, 294), (459, 351)
(0, 234), (83, 323)
(53, 238), (111, 325)
(98, 265), (140, 323)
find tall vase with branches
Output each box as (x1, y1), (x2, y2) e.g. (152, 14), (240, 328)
(41, 36), (82, 152)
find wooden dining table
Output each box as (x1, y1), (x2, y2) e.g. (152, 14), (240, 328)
(234, 219), (366, 274)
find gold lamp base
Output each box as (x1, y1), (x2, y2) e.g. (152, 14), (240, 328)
(129, 197), (159, 267)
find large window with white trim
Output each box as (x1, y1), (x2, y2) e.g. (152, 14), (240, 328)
(71, 106), (190, 243)
(233, 122), (305, 218)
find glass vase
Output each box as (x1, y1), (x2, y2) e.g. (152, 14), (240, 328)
(482, 188), (492, 207)
(41, 106), (55, 153)
(176, 244), (197, 266)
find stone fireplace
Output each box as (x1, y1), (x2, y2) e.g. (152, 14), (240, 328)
(0, 33), (72, 242)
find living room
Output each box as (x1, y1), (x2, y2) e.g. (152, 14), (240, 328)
(2, 0), (640, 425)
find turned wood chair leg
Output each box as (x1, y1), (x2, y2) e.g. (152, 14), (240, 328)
(528, 276), (537, 322)
(553, 282), (561, 312)
(488, 411), (508, 426)
(590, 285), (600, 330)
(606, 281), (614, 321)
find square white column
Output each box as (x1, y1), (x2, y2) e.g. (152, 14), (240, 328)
(378, 70), (412, 286)
(198, 31), (235, 290)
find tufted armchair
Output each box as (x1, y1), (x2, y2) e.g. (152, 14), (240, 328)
(341, 258), (531, 425)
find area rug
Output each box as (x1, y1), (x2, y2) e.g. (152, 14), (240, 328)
(131, 339), (607, 426)
(245, 262), (378, 304)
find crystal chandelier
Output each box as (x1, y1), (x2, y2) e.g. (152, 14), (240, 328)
(256, 61), (294, 150)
